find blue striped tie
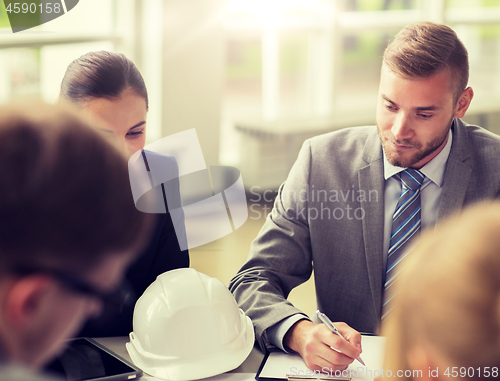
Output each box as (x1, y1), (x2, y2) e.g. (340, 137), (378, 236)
(382, 168), (425, 320)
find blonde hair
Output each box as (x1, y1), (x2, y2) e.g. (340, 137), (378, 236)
(381, 202), (500, 380)
(383, 22), (469, 103)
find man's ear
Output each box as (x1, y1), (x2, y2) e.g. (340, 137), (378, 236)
(4, 275), (56, 330)
(454, 87), (474, 118)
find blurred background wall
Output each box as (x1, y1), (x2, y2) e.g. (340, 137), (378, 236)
(2, 0), (500, 314)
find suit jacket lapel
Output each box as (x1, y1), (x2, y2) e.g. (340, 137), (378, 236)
(437, 119), (472, 223)
(358, 129), (385, 321)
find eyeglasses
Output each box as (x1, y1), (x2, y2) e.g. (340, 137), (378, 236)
(13, 265), (136, 312)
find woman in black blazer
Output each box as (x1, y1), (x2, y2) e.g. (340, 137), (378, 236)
(60, 50), (189, 337)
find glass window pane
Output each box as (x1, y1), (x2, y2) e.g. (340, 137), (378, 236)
(351, 0), (418, 11)
(0, 1), (11, 30)
(0, 42), (116, 104)
(37, 0), (114, 34)
(336, 29), (397, 117)
(278, 32), (310, 117)
(0, 48), (40, 102)
(225, 37), (263, 118)
(448, 0), (500, 9)
(0, 0), (114, 34)
(454, 24), (500, 111)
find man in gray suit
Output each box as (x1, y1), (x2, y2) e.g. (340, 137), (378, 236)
(229, 22), (500, 371)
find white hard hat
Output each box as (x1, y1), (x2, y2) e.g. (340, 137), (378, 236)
(126, 268), (254, 380)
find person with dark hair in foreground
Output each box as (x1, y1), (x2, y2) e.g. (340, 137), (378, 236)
(229, 21), (500, 371)
(60, 50), (189, 337)
(0, 102), (151, 380)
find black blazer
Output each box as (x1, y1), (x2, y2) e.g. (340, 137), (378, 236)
(78, 151), (189, 337)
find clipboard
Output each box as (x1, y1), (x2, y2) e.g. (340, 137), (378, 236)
(255, 352), (351, 381)
(255, 335), (386, 381)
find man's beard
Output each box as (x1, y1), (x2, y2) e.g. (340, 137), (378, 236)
(377, 119), (453, 168)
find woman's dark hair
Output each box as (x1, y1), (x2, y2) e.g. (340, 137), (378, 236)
(60, 50), (148, 110)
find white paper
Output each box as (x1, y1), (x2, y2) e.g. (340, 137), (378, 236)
(140, 372), (256, 381)
(258, 335), (386, 381)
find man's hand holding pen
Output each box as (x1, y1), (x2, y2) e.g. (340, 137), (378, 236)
(283, 318), (363, 372)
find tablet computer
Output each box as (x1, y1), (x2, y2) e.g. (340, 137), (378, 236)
(44, 337), (143, 381)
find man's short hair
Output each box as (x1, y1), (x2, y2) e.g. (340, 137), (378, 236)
(0, 102), (150, 274)
(383, 22), (469, 103)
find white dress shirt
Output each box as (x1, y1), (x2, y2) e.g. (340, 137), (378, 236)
(382, 129), (452, 265)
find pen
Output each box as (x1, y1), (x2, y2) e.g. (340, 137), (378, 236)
(316, 310), (366, 366)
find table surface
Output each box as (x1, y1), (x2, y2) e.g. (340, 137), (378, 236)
(93, 337), (265, 376)
(94, 335), (385, 381)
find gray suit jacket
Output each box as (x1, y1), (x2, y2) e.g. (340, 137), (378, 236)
(229, 119), (500, 352)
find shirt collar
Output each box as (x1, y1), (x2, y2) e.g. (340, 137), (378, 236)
(383, 127), (453, 187)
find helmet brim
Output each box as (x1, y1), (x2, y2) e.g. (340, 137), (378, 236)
(126, 312), (255, 380)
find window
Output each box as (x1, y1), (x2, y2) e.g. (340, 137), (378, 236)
(222, 0), (500, 188)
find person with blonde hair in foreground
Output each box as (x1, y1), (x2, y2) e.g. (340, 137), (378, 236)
(380, 202), (500, 381)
